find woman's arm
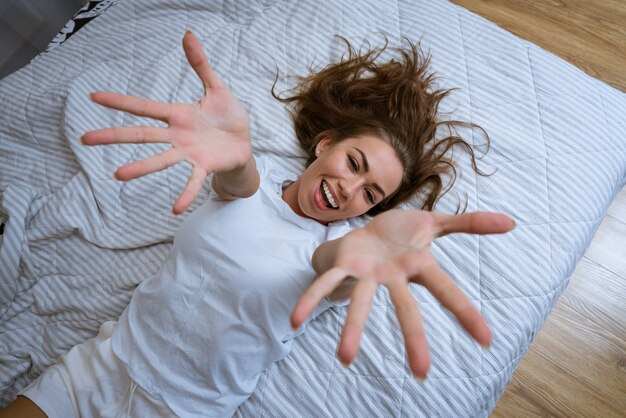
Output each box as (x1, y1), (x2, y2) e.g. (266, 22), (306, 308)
(312, 238), (340, 274)
(82, 31), (258, 213)
(312, 238), (356, 301)
(211, 157), (259, 200)
(0, 396), (47, 418)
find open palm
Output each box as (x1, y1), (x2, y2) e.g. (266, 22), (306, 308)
(292, 210), (515, 380)
(81, 32), (252, 214)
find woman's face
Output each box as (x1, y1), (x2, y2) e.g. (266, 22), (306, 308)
(283, 134), (404, 224)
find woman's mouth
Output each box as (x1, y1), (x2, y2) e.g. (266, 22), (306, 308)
(319, 179), (338, 209)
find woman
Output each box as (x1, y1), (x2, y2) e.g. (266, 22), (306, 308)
(1, 32), (514, 418)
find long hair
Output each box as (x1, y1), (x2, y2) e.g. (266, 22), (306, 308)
(273, 37), (490, 215)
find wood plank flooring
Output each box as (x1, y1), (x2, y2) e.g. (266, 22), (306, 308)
(450, 0), (626, 92)
(449, 1), (626, 416)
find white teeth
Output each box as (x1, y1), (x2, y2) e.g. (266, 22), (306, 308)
(322, 180), (338, 208)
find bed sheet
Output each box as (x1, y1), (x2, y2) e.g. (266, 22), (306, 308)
(1, 0), (624, 416)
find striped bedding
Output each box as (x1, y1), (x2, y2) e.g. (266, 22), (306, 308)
(1, 0), (624, 416)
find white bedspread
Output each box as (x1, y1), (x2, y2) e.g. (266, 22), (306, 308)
(1, 0), (624, 416)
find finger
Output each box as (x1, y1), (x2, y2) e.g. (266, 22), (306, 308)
(291, 267), (348, 330)
(114, 148), (181, 181)
(172, 167), (206, 215)
(183, 31), (225, 92)
(81, 126), (169, 146)
(433, 212), (516, 237)
(417, 260), (492, 347)
(90, 91), (171, 121)
(337, 278), (378, 367)
(388, 282), (430, 380)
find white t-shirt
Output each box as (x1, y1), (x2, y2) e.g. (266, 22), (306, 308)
(111, 157), (351, 418)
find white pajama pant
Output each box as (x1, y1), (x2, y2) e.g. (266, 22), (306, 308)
(20, 321), (176, 418)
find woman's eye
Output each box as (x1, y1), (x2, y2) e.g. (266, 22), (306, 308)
(348, 156), (358, 172)
(366, 190), (375, 204)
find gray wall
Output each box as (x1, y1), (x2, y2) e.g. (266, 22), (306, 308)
(0, 0), (85, 79)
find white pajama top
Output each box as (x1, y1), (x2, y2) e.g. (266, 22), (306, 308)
(111, 157), (351, 417)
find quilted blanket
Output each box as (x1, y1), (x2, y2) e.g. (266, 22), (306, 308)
(1, 0), (624, 416)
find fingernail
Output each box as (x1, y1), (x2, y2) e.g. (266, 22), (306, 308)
(415, 375), (427, 383)
(78, 135), (84, 145)
(339, 360), (351, 368)
(481, 337), (492, 349)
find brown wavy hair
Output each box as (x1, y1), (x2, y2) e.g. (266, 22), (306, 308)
(273, 37), (490, 215)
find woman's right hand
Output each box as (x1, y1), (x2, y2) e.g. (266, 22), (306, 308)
(293, 210), (515, 380)
(81, 31), (253, 215)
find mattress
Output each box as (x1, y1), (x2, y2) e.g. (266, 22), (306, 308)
(1, 0), (624, 416)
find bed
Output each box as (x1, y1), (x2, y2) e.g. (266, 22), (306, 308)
(1, 0), (624, 416)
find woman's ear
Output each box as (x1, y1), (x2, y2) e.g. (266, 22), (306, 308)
(315, 136), (333, 155)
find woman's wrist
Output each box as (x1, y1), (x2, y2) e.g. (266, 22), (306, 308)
(211, 156), (259, 199)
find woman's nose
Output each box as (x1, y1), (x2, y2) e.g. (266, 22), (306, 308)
(339, 176), (363, 200)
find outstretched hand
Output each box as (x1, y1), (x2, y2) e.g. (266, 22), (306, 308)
(291, 210), (516, 380)
(81, 31), (252, 215)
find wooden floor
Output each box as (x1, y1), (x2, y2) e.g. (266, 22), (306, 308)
(449, 1), (626, 416)
(0, 0), (85, 80)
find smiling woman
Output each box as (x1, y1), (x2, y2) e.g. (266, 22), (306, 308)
(0, 30), (516, 418)
(274, 37), (492, 216)
(281, 133), (404, 224)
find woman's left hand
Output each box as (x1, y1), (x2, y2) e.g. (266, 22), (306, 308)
(81, 32), (254, 214)
(291, 210), (515, 380)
